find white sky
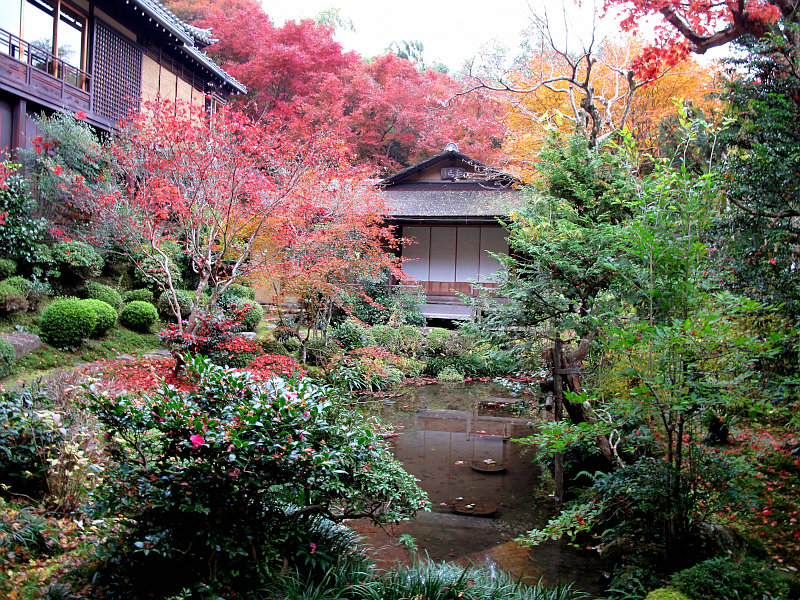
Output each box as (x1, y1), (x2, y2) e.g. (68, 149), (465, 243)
(261, 1), (728, 73)
(261, 0), (605, 72)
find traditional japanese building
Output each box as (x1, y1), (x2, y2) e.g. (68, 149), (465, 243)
(380, 144), (525, 320)
(0, 0), (245, 156)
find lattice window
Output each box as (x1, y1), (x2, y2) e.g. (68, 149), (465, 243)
(92, 20), (142, 123)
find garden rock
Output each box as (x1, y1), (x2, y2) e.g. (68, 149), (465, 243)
(239, 332), (258, 341)
(2, 331), (41, 359)
(143, 349), (172, 360)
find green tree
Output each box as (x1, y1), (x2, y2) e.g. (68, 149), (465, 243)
(716, 28), (800, 321)
(472, 131), (639, 499)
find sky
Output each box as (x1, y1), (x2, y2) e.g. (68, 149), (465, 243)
(261, 0), (617, 73)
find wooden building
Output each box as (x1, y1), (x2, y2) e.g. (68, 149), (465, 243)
(0, 0), (245, 155)
(380, 144), (525, 320)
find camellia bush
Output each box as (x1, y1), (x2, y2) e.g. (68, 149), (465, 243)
(83, 355), (428, 595)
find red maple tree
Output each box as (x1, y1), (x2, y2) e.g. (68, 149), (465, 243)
(605, 0), (788, 77)
(91, 99), (352, 331)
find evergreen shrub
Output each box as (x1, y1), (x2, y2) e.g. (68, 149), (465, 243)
(84, 282), (123, 310)
(119, 301), (158, 333)
(330, 319), (371, 351)
(371, 325), (402, 353)
(40, 297), (96, 347)
(259, 338), (290, 357)
(0, 281), (28, 314)
(0, 258), (17, 279)
(157, 289), (194, 322)
(51, 241), (104, 279)
(240, 302), (263, 332)
(219, 284), (256, 304)
(0, 337), (15, 378)
(123, 288), (154, 304)
(130, 255), (183, 293)
(425, 328), (454, 355)
(80, 299), (117, 337)
(670, 556), (792, 600)
(3, 276), (52, 310)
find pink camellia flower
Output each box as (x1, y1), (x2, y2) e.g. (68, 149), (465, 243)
(309, 542), (316, 554)
(769, 258), (777, 264)
(75, 110), (86, 121)
(190, 434), (205, 449)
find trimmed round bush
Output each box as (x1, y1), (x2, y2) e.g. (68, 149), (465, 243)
(157, 289), (194, 322)
(40, 297), (96, 347)
(240, 302), (263, 332)
(80, 299), (117, 337)
(0, 337), (15, 378)
(120, 301), (158, 333)
(4, 276), (52, 310)
(0, 258), (17, 279)
(397, 325), (425, 354)
(85, 282), (123, 310)
(123, 288), (155, 304)
(426, 328), (454, 355)
(371, 325), (402, 353)
(51, 241), (104, 279)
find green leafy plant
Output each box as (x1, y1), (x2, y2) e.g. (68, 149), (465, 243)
(157, 288), (194, 322)
(123, 288), (154, 304)
(40, 297), (97, 347)
(0, 280), (28, 314)
(0, 258), (17, 279)
(670, 556), (791, 600)
(119, 300), (158, 333)
(0, 387), (58, 496)
(0, 167), (49, 266)
(51, 240), (104, 281)
(84, 282), (123, 310)
(331, 318), (372, 351)
(3, 276), (52, 310)
(80, 298), (117, 337)
(84, 356), (428, 594)
(0, 337), (15, 378)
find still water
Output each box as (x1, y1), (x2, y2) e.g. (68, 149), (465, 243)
(355, 381), (606, 596)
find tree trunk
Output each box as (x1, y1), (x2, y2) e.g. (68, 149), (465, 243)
(552, 337), (565, 510)
(555, 335), (616, 465)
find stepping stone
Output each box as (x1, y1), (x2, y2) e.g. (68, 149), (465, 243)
(2, 332), (41, 359)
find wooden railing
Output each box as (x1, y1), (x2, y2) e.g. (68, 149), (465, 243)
(0, 27), (90, 91)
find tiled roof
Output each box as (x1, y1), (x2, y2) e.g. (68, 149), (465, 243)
(132, 0), (246, 94)
(383, 187), (525, 218)
(184, 24), (217, 46)
(380, 148), (519, 187)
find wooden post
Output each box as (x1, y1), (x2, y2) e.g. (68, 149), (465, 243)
(552, 336), (564, 510)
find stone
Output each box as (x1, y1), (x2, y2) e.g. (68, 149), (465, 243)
(239, 332), (258, 341)
(142, 348), (172, 360)
(115, 354), (137, 361)
(2, 332), (41, 359)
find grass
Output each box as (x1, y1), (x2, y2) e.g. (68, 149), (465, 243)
(1, 326), (161, 388)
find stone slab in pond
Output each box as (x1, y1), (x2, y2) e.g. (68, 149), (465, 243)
(2, 332), (41, 359)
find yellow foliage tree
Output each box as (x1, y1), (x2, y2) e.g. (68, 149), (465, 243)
(501, 35), (720, 173)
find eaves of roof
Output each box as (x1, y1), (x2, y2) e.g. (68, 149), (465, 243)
(132, 0), (246, 94)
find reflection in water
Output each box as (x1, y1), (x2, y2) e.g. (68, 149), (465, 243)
(357, 381), (605, 596)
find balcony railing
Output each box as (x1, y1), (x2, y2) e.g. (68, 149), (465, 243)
(0, 27), (90, 91)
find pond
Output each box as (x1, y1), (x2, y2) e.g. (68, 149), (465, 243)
(352, 381), (606, 596)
